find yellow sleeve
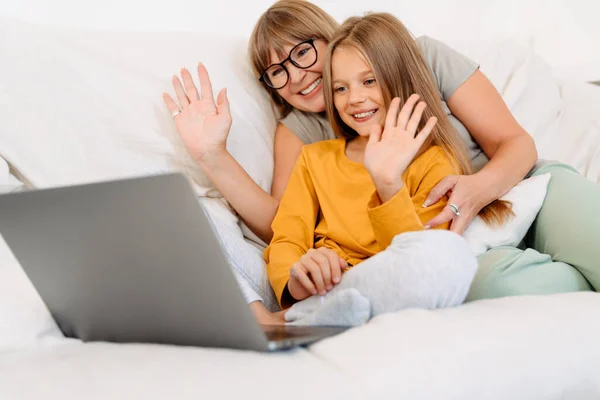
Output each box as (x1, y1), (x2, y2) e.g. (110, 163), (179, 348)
(264, 150), (320, 306)
(366, 147), (455, 250)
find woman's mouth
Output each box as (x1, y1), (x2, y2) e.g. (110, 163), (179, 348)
(300, 77), (322, 96)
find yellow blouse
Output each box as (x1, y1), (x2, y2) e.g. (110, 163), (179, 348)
(265, 139), (456, 305)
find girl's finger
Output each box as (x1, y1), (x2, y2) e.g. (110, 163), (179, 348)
(316, 249), (341, 289)
(422, 175), (459, 208)
(322, 251), (343, 286)
(368, 123), (382, 146)
(415, 116), (437, 145)
(303, 259), (326, 296)
(172, 75), (190, 108)
(181, 68), (200, 102)
(405, 102), (427, 136)
(396, 94), (420, 129)
(310, 251), (332, 290)
(384, 97), (401, 132)
(291, 264), (317, 296)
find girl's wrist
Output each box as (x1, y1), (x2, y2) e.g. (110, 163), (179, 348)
(287, 278), (310, 301)
(372, 178), (404, 204)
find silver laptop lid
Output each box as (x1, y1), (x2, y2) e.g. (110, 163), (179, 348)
(0, 173), (270, 351)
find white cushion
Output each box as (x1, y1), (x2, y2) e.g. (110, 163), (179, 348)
(0, 234), (67, 352)
(0, 156), (24, 194)
(463, 173), (551, 256)
(0, 17), (277, 243)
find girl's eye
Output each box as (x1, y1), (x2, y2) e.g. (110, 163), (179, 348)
(364, 78), (376, 85)
(334, 86), (346, 93)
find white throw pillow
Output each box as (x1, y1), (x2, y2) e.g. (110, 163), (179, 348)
(0, 156), (24, 194)
(463, 173), (552, 256)
(0, 17), (277, 242)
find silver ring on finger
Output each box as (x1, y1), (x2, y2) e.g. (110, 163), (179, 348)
(449, 203), (461, 217)
(171, 109), (182, 119)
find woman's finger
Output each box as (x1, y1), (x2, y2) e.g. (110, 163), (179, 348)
(181, 68), (200, 102)
(162, 93), (180, 114)
(291, 264), (317, 296)
(172, 75), (190, 108)
(405, 101), (427, 136)
(197, 62), (215, 103)
(424, 205), (456, 230)
(396, 94), (420, 130)
(422, 175), (459, 208)
(216, 88), (232, 121)
(449, 212), (474, 235)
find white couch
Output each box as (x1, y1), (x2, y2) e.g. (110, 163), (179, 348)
(1, 3), (600, 399)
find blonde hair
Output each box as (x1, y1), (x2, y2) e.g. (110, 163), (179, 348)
(323, 12), (513, 226)
(248, 0), (339, 118)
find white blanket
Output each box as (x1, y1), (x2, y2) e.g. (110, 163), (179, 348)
(1, 293), (599, 399)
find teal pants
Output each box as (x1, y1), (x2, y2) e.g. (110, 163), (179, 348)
(466, 163), (599, 301)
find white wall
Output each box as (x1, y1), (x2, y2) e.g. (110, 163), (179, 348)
(1, 0), (599, 81)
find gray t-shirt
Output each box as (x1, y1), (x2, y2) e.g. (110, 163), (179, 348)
(280, 35), (489, 172)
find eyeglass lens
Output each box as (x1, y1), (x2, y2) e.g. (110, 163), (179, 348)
(263, 42), (317, 89)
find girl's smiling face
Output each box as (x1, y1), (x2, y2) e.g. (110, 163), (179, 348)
(331, 46), (385, 138)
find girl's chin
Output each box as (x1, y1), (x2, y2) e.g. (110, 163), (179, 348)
(352, 125), (377, 138)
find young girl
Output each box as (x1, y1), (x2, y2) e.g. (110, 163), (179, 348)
(264, 13), (513, 326)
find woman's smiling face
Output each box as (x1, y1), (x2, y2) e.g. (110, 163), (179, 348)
(268, 39), (329, 113)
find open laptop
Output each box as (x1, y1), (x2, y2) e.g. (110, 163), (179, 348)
(0, 173), (346, 351)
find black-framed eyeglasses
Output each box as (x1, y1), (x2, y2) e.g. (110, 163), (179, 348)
(259, 37), (318, 90)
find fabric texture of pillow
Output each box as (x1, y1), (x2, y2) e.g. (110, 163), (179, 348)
(0, 234), (67, 352)
(0, 17), (277, 244)
(463, 173), (552, 256)
(0, 156), (24, 194)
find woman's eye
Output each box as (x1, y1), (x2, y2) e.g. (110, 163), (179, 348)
(270, 67), (284, 77)
(364, 78), (376, 85)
